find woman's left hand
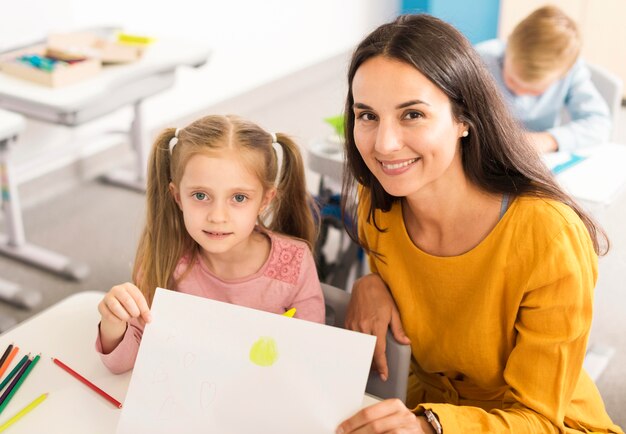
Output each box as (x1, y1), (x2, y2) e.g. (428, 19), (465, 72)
(336, 399), (435, 434)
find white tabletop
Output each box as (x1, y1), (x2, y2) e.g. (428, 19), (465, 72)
(0, 39), (210, 113)
(545, 143), (626, 206)
(0, 291), (379, 433)
(0, 109), (25, 140)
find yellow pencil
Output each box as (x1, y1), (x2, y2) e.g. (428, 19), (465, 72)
(0, 393), (48, 432)
(282, 308), (296, 318)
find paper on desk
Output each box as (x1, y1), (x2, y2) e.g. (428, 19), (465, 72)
(116, 288), (375, 434)
(546, 144), (626, 205)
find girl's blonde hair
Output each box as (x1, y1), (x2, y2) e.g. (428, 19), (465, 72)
(133, 114), (318, 304)
(506, 5), (581, 83)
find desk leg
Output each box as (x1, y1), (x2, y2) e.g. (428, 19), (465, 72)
(100, 100), (148, 192)
(0, 139), (89, 281)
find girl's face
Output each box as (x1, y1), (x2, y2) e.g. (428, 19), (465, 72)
(351, 56), (467, 201)
(170, 150), (275, 259)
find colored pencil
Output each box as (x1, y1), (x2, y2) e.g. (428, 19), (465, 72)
(0, 393), (48, 432)
(0, 345), (13, 373)
(0, 354), (28, 393)
(52, 358), (123, 408)
(0, 357), (31, 406)
(282, 308), (296, 318)
(0, 354), (40, 415)
(0, 346), (18, 380)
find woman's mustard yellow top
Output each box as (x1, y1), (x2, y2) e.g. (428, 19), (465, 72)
(358, 191), (622, 433)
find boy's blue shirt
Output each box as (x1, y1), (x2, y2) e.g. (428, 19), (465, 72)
(476, 39), (612, 152)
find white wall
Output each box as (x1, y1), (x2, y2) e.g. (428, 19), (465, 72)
(4, 1), (399, 181)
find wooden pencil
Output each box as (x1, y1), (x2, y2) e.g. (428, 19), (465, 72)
(0, 345), (12, 373)
(0, 392), (48, 432)
(0, 357), (30, 406)
(0, 346), (18, 380)
(0, 354), (40, 415)
(52, 357), (122, 408)
(0, 354), (28, 393)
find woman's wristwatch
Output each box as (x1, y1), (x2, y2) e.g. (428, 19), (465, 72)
(424, 409), (443, 434)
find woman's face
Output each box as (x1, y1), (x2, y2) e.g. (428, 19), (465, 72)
(351, 56), (468, 200)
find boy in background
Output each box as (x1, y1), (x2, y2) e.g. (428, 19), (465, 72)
(477, 5), (611, 153)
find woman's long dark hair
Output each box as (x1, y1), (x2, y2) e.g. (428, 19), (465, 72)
(341, 14), (607, 255)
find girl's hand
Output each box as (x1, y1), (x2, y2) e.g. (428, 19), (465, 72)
(336, 399), (434, 434)
(98, 282), (152, 353)
(345, 274), (410, 381)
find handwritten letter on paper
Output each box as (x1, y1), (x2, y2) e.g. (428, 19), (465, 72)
(116, 288), (375, 434)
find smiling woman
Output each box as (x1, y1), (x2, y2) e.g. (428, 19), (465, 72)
(336, 13), (623, 434)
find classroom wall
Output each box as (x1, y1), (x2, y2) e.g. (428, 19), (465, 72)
(69, 0), (400, 113)
(4, 0), (400, 186)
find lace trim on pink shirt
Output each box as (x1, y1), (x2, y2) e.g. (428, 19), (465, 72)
(264, 238), (305, 285)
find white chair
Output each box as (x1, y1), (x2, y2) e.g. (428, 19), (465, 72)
(588, 63), (624, 141)
(322, 283), (412, 402)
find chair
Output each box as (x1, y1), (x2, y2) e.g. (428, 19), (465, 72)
(588, 63), (624, 141)
(322, 283), (412, 402)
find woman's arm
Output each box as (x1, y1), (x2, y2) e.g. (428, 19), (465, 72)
(345, 273), (410, 381)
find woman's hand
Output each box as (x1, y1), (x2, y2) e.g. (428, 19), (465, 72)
(98, 282), (152, 353)
(345, 274), (410, 381)
(336, 399), (434, 434)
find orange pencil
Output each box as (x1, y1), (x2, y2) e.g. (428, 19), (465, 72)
(52, 358), (122, 408)
(0, 347), (19, 379)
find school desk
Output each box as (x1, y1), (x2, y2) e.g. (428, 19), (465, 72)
(0, 291), (380, 433)
(0, 37), (210, 280)
(0, 109), (35, 330)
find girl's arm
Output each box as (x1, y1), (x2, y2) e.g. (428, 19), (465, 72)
(96, 282), (152, 374)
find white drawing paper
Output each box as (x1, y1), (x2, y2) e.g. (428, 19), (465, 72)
(116, 288), (376, 434)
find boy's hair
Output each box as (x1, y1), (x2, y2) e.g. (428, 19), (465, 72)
(133, 114), (319, 304)
(506, 5), (581, 83)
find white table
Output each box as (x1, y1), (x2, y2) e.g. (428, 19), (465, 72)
(0, 291), (380, 433)
(0, 37), (210, 280)
(544, 143), (626, 220)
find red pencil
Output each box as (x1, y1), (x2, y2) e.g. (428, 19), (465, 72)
(52, 358), (123, 408)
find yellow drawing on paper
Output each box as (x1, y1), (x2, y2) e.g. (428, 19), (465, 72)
(249, 337), (279, 367)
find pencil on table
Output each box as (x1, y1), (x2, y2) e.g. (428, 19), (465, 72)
(0, 393), (48, 432)
(0, 354), (28, 393)
(52, 357), (122, 408)
(0, 357), (31, 407)
(0, 346), (18, 380)
(0, 354), (40, 415)
(0, 345), (13, 373)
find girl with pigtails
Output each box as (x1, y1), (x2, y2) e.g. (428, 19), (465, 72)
(95, 115), (324, 374)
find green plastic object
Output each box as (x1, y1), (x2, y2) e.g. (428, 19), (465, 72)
(323, 114), (344, 138)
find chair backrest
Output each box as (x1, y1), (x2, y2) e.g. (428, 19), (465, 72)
(588, 63), (624, 141)
(321, 283), (412, 402)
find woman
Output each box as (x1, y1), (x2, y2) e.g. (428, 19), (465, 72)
(336, 14), (622, 434)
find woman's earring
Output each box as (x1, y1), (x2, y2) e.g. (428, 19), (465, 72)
(461, 130), (469, 137)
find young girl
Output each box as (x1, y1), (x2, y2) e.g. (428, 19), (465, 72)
(96, 115), (325, 374)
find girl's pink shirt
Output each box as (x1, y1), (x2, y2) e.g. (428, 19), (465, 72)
(95, 231), (325, 374)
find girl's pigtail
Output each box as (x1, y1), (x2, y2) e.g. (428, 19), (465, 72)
(269, 133), (319, 250)
(133, 128), (187, 305)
